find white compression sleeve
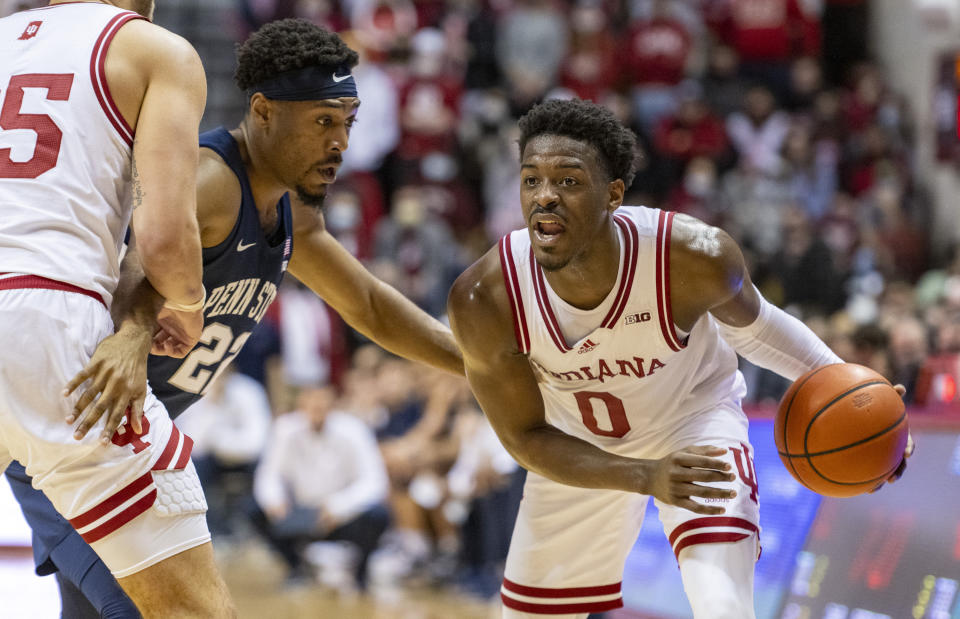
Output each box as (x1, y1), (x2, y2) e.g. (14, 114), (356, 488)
(715, 294), (843, 382)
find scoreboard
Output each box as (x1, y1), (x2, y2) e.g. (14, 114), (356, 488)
(617, 419), (960, 619)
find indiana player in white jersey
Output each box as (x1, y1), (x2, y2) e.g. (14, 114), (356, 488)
(0, 1), (234, 616)
(448, 99), (912, 618)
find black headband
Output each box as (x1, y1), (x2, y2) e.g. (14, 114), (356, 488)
(246, 65), (358, 101)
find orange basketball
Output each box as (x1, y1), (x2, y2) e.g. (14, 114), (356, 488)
(775, 363), (909, 497)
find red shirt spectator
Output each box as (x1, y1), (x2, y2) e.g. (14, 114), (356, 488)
(624, 16), (691, 87)
(654, 98), (729, 163)
(560, 3), (620, 102)
(709, 0), (819, 63)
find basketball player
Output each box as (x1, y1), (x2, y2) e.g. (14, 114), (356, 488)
(0, 1), (237, 617)
(6, 18), (462, 618)
(447, 99), (911, 618)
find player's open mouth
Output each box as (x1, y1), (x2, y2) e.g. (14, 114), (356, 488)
(533, 218), (565, 244)
(318, 166), (338, 182)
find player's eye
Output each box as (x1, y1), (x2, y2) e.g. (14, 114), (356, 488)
(560, 177), (577, 186)
(523, 176), (539, 187)
(317, 116), (332, 127)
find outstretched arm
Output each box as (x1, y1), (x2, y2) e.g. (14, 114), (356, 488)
(287, 199), (463, 376)
(667, 213), (910, 484)
(667, 214), (841, 380)
(447, 248), (735, 514)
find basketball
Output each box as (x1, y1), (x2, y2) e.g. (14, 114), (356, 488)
(775, 363), (909, 497)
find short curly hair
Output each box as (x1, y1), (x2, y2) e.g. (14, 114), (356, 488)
(234, 19), (359, 93)
(518, 99), (639, 187)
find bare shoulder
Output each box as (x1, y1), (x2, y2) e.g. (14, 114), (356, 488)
(111, 19), (202, 72)
(668, 213), (748, 326)
(104, 19), (204, 134)
(196, 148), (241, 247)
(448, 246), (517, 362)
(670, 213), (745, 285)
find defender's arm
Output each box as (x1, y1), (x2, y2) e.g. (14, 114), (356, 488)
(287, 198), (462, 376)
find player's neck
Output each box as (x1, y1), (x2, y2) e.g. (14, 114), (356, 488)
(541, 222), (621, 311)
(231, 126), (284, 233)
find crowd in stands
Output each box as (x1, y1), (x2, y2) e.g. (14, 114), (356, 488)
(5, 0), (959, 601)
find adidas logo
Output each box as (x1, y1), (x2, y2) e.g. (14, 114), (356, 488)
(578, 339), (598, 354)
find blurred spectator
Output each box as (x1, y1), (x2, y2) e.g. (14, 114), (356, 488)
(915, 313), (960, 407)
(495, 0), (568, 112)
(625, 0), (694, 134)
(265, 280), (348, 413)
(323, 184), (383, 260)
(784, 55), (824, 111)
(559, 0), (620, 103)
(339, 35), (400, 177)
(653, 82), (729, 180)
(361, 371), (461, 585)
(177, 365), (271, 538)
(773, 206), (844, 315)
(781, 122), (837, 220)
(372, 186), (464, 316)
(446, 407), (522, 598)
(707, 0), (820, 100)
(702, 43), (748, 118)
(726, 84), (791, 175)
(887, 316), (928, 403)
(664, 157), (723, 225)
(250, 385), (390, 589)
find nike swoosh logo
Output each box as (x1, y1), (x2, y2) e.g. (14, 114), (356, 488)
(237, 240), (256, 252)
(332, 73), (351, 83)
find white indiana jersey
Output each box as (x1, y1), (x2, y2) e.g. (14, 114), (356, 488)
(500, 206), (749, 458)
(0, 4), (146, 306)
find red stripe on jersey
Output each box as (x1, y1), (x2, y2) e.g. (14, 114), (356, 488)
(174, 433), (194, 470)
(499, 235), (530, 353)
(500, 594), (623, 614)
(656, 211), (685, 352)
(0, 274), (105, 307)
(530, 251), (572, 353)
(68, 471), (152, 529)
(78, 488), (157, 544)
(672, 531), (751, 560)
(151, 425), (182, 471)
(90, 12), (143, 147)
(601, 215), (639, 328)
(502, 578), (621, 598)
(667, 516), (759, 546)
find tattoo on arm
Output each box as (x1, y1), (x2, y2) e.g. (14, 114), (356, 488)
(131, 146), (144, 210)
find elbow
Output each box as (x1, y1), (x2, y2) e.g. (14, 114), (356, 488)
(136, 228), (195, 269)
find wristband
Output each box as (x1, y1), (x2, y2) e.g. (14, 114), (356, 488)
(163, 286), (206, 313)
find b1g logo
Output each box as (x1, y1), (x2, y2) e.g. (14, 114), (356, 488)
(18, 21), (42, 41)
(624, 311), (652, 325)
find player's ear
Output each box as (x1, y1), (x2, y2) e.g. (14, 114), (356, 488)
(248, 93), (273, 129)
(607, 178), (625, 213)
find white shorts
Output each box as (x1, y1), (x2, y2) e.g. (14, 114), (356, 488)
(0, 284), (210, 577)
(501, 438), (760, 615)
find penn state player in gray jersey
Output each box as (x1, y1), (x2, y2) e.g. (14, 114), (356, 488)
(6, 19), (462, 618)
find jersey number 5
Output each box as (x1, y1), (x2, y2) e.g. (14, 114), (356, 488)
(0, 73), (73, 178)
(169, 323), (251, 395)
(574, 391), (630, 438)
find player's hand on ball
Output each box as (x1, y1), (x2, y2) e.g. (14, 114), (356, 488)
(151, 306), (203, 358)
(648, 445), (737, 515)
(871, 383), (914, 492)
(63, 326), (151, 444)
